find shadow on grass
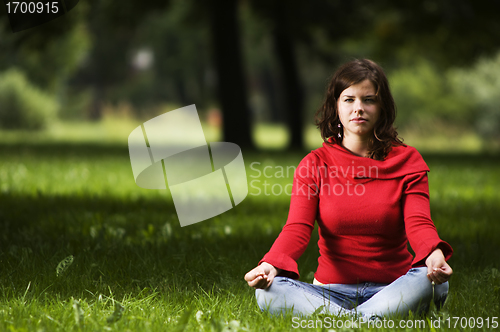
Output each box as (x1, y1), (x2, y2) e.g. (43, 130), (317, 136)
(0, 192), (291, 300)
(1, 191), (499, 301)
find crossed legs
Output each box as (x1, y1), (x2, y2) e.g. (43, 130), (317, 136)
(255, 267), (449, 318)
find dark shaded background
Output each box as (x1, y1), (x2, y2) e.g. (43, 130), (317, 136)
(1, 0), (500, 150)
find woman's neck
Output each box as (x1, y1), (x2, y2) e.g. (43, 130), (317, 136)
(341, 136), (371, 157)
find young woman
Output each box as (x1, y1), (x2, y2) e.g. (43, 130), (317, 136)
(244, 59), (453, 318)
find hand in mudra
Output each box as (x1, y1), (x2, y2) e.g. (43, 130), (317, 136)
(244, 262), (279, 289)
(425, 248), (453, 285)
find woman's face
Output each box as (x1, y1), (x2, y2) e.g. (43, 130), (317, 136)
(337, 79), (381, 140)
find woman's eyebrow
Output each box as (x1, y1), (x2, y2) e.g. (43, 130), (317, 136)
(342, 94), (376, 98)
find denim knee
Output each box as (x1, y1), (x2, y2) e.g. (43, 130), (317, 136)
(255, 288), (268, 311)
(408, 266), (428, 277)
(408, 267), (449, 311)
(255, 277), (288, 311)
(434, 281), (449, 310)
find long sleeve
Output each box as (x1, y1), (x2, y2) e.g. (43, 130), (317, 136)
(402, 171), (453, 267)
(259, 154), (320, 279)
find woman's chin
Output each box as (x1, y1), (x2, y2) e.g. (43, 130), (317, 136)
(346, 129), (374, 139)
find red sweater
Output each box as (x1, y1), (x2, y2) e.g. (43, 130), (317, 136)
(260, 143), (453, 284)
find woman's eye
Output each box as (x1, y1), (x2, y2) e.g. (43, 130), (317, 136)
(365, 98), (375, 103)
(344, 98), (353, 102)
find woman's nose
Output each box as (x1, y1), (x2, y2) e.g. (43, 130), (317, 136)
(354, 102), (363, 113)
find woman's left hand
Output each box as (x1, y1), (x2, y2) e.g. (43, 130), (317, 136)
(425, 248), (453, 284)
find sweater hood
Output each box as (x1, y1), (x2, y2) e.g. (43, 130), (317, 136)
(311, 142), (429, 181)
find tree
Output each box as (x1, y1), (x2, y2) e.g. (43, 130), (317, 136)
(127, 4), (212, 112)
(73, 0), (171, 119)
(208, 0), (254, 149)
(270, 5), (304, 150)
(0, 4), (89, 92)
(73, 0), (255, 150)
(365, 0), (500, 68)
(249, 0), (366, 150)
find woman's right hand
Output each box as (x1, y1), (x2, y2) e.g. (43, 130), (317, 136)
(244, 262), (279, 289)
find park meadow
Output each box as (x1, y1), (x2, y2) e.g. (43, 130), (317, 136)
(1, 120), (499, 331)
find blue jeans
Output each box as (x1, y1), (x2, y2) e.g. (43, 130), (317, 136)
(255, 267), (448, 318)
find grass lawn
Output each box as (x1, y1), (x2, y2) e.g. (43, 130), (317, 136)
(0, 120), (499, 331)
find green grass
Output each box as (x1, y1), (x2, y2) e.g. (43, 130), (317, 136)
(0, 115), (490, 153)
(0, 122), (499, 331)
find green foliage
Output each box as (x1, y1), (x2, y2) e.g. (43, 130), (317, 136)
(0, 69), (59, 130)
(120, 0), (212, 110)
(0, 6), (90, 92)
(449, 52), (500, 140)
(56, 255), (74, 277)
(389, 54), (500, 143)
(21, 22), (90, 92)
(366, 1), (500, 68)
(389, 59), (474, 130)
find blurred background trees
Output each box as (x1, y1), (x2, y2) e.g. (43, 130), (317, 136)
(1, 0), (500, 150)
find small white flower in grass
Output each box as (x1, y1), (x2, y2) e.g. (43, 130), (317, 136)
(162, 222), (172, 237)
(108, 226), (125, 239)
(195, 310), (203, 324)
(90, 226), (98, 238)
(56, 255), (74, 277)
(73, 299), (84, 326)
(222, 320), (240, 331)
(224, 225), (232, 235)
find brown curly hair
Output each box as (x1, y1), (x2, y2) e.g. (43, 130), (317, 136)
(315, 59), (403, 160)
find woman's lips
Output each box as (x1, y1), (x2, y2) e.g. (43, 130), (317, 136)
(350, 117), (367, 123)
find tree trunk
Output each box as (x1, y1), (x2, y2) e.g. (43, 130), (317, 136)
(272, 19), (304, 150)
(260, 68), (281, 123)
(209, 0), (254, 149)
